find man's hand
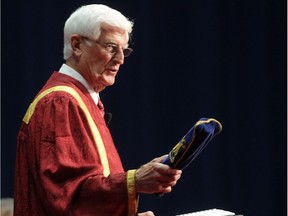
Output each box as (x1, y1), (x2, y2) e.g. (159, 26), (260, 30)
(135, 155), (182, 194)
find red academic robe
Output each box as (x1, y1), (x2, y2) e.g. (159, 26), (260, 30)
(14, 72), (138, 216)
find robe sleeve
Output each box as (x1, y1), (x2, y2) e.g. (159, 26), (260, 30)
(22, 91), (138, 216)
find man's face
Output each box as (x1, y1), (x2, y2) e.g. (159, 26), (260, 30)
(76, 26), (130, 92)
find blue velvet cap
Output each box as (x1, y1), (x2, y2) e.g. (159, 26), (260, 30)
(162, 118), (222, 170)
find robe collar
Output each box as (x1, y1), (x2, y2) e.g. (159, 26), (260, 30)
(58, 63), (100, 105)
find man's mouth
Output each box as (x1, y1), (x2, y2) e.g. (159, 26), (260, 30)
(107, 68), (118, 73)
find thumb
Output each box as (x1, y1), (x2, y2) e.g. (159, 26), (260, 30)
(151, 155), (168, 163)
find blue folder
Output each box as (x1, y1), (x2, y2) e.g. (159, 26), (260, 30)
(162, 118), (222, 170)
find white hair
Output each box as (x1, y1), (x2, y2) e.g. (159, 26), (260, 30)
(63, 4), (134, 60)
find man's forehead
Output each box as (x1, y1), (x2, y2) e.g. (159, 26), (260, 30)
(98, 24), (129, 44)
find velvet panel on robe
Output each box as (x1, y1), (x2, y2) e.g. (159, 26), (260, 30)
(14, 72), (137, 216)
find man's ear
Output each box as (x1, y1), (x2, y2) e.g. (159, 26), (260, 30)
(70, 34), (82, 57)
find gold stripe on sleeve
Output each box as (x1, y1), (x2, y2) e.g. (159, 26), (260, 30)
(127, 169), (138, 216)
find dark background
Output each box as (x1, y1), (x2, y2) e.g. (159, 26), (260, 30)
(1, 0), (287, 215)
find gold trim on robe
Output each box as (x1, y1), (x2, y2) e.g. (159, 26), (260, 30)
(23, 85), (110, 177)
(127, 169), (138, 216)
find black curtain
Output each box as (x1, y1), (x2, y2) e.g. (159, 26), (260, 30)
(1, 0), (287, 215)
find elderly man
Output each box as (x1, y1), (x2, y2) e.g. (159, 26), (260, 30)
(14, 4), (181, 216)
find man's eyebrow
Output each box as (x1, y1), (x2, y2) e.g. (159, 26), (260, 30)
(104, 41), (129, 48)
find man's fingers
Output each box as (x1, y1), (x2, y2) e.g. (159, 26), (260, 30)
(151, 154), (168, 163)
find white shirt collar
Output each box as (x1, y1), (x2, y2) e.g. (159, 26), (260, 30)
(58, 63), (100, 104)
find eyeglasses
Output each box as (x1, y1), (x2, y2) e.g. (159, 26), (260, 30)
(81, 36), (133, 57)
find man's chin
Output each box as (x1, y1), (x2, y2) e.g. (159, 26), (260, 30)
(95, 76), (116, 91)
(102, 79), (115, 88)
(105, 80), (115, 87)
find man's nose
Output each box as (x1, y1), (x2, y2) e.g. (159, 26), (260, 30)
(112, 50), (125, 65)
